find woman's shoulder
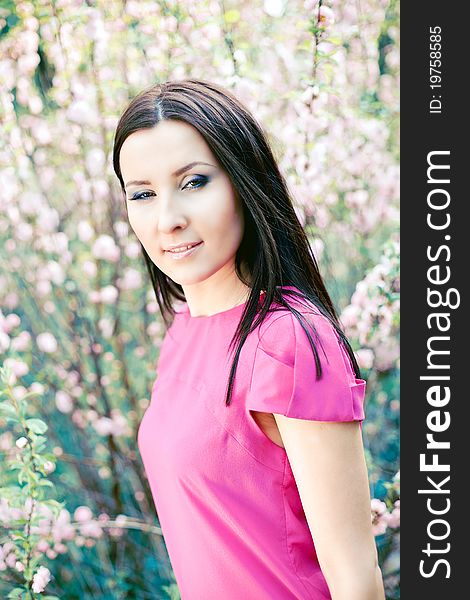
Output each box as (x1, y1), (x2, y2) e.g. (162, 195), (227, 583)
(248, 287), (366, 422)
(257, 286), (337, 358)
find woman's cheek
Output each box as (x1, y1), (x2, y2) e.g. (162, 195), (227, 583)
(128, 210), (150, 244)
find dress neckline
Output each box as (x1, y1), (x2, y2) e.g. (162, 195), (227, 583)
(177, 285), (298, 320)
(180, 289), (265, 320)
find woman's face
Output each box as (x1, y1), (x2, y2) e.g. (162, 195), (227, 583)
(119, 120), (245, 291)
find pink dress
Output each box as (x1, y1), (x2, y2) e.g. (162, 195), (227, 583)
(137, 286), (366, 599)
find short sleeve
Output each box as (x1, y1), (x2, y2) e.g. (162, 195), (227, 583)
(246, 312), (366, 422)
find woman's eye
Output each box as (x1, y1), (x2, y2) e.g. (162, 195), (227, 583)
(128, 176), (208, 201)
(130, 190), (155, 201)
(183, 175), (208, 190)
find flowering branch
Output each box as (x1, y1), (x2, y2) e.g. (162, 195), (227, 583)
(0, 364), (61, 599)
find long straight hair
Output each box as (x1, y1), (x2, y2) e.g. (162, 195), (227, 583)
(112, 79), (362, 406)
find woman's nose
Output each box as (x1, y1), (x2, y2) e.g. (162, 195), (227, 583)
(156, 194), (188, 233)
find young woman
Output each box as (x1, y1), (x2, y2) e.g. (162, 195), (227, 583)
(112, 79), (385, 600)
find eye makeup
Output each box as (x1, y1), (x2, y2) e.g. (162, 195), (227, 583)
(128, 175), (209, 201)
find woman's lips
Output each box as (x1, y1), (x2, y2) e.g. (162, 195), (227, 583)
(165, 241), (203, 259)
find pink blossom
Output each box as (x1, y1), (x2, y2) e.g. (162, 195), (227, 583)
(29, 95), (43, 114)
(74, 506), (93, 522)
(109, 527), (124, 538)
(88, 290), (101, 303)
(71, 409), (87, 428)
(41, 233), (69, 255)
(36, 280), (52, 297)
(67, 99), (94, 124)
(0, 332), (10, 353)
(356, 348), (374, 370)
(3, 292), (19, 310)
(372, 515), (388, 536)
(18, 53), (40, 74)
(19, 190), (42, 214)
(86, 409), (98, 422)
(55, 390), (73, 413)
(54, 509), (76, 541)
(125, 241), (141, 258)
(110, 409), (129, 436)
(263, 0), (286, 18)
(100, 285), (119, 304)
(80, 520), (104, 538)
(146, 301), (158, 314)
(31, 566), (51, 593)
(4, 358), (29, 377)
(92, 234), (120, 262)
(11, 330), (32, 352)
(113, 221), (129, 238)
(77, 220), (94, 242)
(371, 498), (387, 515)
(387, 500), (400, 528)
(42, 260), (65, 285)
(37, 206), (59, 232)
(0, 543), (17, 570)
(12, 386), (28, 400)
(16, 437), (28, 449)
(15, 222), (32, 242)
(303, 0), (317, 11)
(82, 260), (98, 277)
(30, 119), (52, 144)
(118, 268), (142, 291)
(94, 416), (114, 436)
(44, 300), (56, 315)
(85, 148), (105, 177)
(36, 332), (58, 353)
(37, 540), (50, 552)
(371, 498), (390, 536)
(84, 7), (104, 41)
(124, 0), (145, 18)
(91, 179), (110, 200)
(70, 384), (83, 398)
(98, 318), (113, 339)
(44, 461), (56, 474)
(147, 322), (162, 337)
(318, 5), (335, 27)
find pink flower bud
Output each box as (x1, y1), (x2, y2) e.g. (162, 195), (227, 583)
(31, 566), (51, 593)
(43, 461), (55, 474)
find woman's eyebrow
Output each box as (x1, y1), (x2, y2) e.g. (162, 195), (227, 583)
(124, 161), (215, 189)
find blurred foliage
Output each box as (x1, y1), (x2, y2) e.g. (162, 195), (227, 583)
(0, 0), (399, 597)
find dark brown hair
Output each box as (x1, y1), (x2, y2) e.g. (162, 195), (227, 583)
(112, 78), (362, 406)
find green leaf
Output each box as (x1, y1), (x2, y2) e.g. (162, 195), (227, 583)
(31, 435), (47, 447)
(42, 498), (64, 509)
(25, 418), (48, 434)
(6, 588), (24, 599)
(37, 479), (54, 488)
(9, 460), (24, 470)
(224, 9), (240, 23)
(0, 486), (21, 498)
(41, 452), (56, 462)
(33, 441), (46, 453)
(0, 402), (17, 418)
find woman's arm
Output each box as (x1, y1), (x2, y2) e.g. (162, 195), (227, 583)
(273, 415), (386, 600)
